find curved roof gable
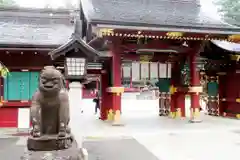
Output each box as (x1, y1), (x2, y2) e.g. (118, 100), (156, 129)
(49, 19), (101, 60)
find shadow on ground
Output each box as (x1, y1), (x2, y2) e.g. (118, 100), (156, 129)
(0, 137), (24, 160)
(83, 138), (159, 160)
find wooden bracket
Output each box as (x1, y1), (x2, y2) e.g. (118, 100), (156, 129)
(236, 114), (240, 119)
(170, 85), (177, 95)
(236, 98), (240, 103)
(188, 86), (203, 94)
(228, 34), (240, 42)
(106, 87), (124, 96)
(221, 98), (226, 101)
(216, 72), (227, 76)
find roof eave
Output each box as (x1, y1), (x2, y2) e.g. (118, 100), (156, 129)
(91, 20), (240, 35)
(0, 43), (60, 49)
(49, 37), (102, 61)
(48, 39), (75, 59)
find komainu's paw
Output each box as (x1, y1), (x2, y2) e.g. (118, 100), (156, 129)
(66, 126), (71, 134)
(33, 131), (41, 137)
(31, 125), (41, 137)
(58, 123), (67, 137)
(58, 131), (66, 137)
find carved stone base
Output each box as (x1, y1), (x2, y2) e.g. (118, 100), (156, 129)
(27, 134), (73, 151)
(22, 140), (87, 160)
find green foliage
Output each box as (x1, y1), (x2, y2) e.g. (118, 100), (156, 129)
(180, 60), (190, 86)
(0, 62), (10, 78)
(0, 0), (17, 6)
(215, 0), (240, 26)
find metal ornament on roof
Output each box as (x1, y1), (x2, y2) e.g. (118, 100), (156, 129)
(97, 28), (234, 41)
(228, 35), (240, 43)
(139, 54), (153, 63)
(166, 32), (183, 37)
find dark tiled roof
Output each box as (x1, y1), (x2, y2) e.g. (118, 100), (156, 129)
(0, 8), (75, 45)
(81, 0), (240, 33)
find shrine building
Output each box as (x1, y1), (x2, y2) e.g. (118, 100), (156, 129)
(0, 0), (240, 128)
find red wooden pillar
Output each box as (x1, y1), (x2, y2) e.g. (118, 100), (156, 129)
(170, 63), (176, 117)
(189, 52), (201, 122)
(107, 39), (123, 124)
(111, 46), (122, 111)
(170, 94), (176, 117)
(175, 93), (186, 117)
(170, 62), (186, 118)
(96, 78), (99, 90)
(100, 70), (110, 120)
(218, 74), (226, 116)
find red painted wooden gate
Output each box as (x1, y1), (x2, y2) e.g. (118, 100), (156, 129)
(0, 108), (18, 127)
(224, 72), (240, 115)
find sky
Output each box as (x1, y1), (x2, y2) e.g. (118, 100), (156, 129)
(15, 0), (220, 19)
(16, 0), (79, 8)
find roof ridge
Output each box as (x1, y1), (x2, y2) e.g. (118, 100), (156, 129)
(0, 8), (79, 20)
(0, 6), (79, 14)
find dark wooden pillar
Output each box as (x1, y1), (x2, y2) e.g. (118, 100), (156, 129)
(130, 65), (133, 88)
(100, 70), (108, 120)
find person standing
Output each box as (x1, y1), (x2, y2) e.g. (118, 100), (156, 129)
(93, 90), (100, 114)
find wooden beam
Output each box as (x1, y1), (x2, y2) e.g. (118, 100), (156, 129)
(0, 47), (54, 51)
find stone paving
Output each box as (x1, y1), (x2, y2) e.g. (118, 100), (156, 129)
(0, 137), (24, 160)
(72, 99), (240, 160)
(0, 99), (239, 160)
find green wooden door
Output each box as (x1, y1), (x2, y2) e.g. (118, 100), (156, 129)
(29, 72), (39, 98)
(207, 81), (219, 97)
(155, 78), (171, 92)
(4, 72), (21, 100)
(4, 71), (40, 100)
(20, 72), (30, 100)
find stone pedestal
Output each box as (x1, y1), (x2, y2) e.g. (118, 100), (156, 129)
(27, 134), (73, 151)
(21, 140), (88, 160)
(68, 82), (84, 148)
(69, 82), (83, 112)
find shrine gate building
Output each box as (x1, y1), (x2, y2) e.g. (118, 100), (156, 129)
(0, 0), (240, 127)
